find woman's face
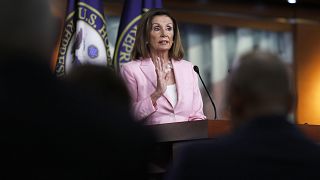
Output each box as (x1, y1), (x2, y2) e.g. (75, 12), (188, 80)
(149, 15), (174, 54)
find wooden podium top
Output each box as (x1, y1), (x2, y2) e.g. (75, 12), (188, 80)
(149, 119), (320, 143)
(149, 119), (231, 142)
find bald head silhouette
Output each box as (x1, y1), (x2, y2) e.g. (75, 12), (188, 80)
(227, 50), (293, 127)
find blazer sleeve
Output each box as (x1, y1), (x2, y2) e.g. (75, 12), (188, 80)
(188, 67), (206, 120)
(120, 64), (156, 121)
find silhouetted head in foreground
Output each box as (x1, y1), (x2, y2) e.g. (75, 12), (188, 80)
(227, 50), (293, 127)
(67, 64), (132, 112)
(0, 0), (57, 61)
(0, 1), (155, 179)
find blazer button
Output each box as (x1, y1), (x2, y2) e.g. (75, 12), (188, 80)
(170, 113), (175, 118)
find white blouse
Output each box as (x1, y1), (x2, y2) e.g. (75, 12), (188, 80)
(165, 84), (177, 107)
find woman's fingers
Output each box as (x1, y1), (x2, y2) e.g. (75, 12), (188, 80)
(156, 56), (162, 72)
(160, 54), (165, 72)
(152, 53), (169, 94)
(154, 56), (159, 71)
(155, 56), (165, 75)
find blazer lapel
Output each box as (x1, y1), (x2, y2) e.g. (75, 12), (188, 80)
(171, 59), (183, 109)
(140, 58), (157, 88)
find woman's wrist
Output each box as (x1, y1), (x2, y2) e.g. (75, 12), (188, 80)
(151, 91), (161, 105)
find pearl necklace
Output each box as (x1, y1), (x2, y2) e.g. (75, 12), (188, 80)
(166, 61), (173, 70)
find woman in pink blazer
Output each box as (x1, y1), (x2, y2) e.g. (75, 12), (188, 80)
(120, 8), (206, 125)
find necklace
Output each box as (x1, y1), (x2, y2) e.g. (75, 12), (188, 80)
(166, 61), (173, 70)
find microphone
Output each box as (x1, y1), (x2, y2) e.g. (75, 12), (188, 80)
(193, 65), (217, 120)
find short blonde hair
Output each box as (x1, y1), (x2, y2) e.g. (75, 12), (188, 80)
(131, 8), (184, 60)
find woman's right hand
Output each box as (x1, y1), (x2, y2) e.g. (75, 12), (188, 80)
(151, 54), (169, 105)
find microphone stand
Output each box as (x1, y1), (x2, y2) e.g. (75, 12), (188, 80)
(193, 66), (217, 120)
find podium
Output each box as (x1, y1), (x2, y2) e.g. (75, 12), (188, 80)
(150, 119), (231, 142)
(148, 119), (231, 175)
(148, 119), (320, 176)
(150, 119), (320, 143)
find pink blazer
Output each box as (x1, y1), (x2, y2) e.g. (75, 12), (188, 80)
(120, 58), (206, 125)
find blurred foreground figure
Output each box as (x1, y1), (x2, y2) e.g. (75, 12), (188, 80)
(0, 1), (155, 179)
(166, 50), (320, 180)
(67, 64), (132, 113)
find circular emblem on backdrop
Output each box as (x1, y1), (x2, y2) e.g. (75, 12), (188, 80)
(55, 2), (111, 79)
(87, 45), (99, 59)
